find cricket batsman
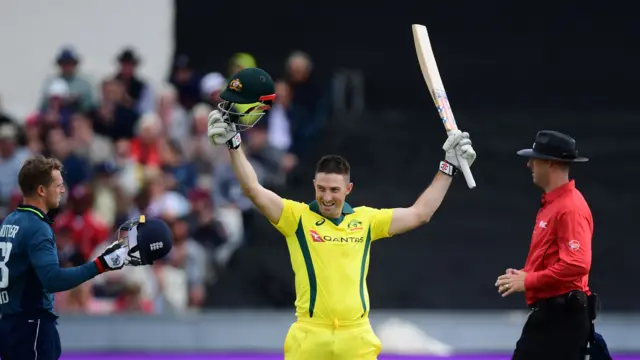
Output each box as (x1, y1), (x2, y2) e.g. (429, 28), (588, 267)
(0, 156), (173, 360)
(207, 67), (477, 359)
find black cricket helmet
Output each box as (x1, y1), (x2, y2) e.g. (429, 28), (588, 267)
(115, 215), (173, 266)
(218, 67), (276, 132)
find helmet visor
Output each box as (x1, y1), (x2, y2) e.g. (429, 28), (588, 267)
(115, 215), (146, 266)
(217, 97), (273, 131)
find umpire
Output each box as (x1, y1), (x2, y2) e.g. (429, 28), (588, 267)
(495, 131), (610, 360)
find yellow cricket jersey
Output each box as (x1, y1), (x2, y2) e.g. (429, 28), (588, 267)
(270, 199), (394, 324)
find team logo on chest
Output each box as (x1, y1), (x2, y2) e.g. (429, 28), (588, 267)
(347, 219), (363, 231)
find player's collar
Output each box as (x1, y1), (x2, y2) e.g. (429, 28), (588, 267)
(308, 200), (355, 226)
(16, 204), (54, 225)
(541, 180), (575, 206)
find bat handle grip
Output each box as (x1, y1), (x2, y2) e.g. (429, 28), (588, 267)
(458, 157), (476, 189)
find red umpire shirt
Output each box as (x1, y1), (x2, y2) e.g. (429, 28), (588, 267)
(523, 180), (593, 305)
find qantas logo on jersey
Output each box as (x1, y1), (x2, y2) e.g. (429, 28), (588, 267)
(309, 230), (364, 244)
(310, 230), (324, 242)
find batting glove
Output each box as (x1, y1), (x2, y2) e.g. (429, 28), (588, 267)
(440, 130), (476, 176)
(94, 240), (128, 273)
(207, 110), (241, 149)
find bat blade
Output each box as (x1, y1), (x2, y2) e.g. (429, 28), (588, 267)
(412, 24), (476, 189)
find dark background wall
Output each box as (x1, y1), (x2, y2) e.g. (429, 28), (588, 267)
(175, 0), (639, 310)
(175, 1), (638, 111)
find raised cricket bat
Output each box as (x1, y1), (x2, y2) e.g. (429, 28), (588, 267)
(412, 24), (476, 189)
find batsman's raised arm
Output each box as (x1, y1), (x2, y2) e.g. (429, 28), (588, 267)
(207, 109), (284, 224)
(206, 68), (285, 224)
(230, 143), (284, 224)
(388, 130), (477, 236)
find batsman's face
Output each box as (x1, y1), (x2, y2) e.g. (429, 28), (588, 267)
(45, 170), (66, 209)
(313, 173), (352, 219)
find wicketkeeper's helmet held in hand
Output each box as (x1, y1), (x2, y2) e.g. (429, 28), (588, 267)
(115, 215), (173, 266)
(217, 67), (276, 132)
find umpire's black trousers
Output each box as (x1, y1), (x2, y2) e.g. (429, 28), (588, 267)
(512, 291), (591, 360)
(0, 312), (61, 360)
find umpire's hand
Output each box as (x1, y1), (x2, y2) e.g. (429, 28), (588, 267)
(94, 241), (128, 273)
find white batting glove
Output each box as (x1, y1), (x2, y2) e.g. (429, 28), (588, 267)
(207, 110), (241, 149)
(94, 240), (128, 273)
(440, 130), (476, 176)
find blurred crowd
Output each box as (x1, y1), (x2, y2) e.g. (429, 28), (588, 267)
(0, 46), (330, 314)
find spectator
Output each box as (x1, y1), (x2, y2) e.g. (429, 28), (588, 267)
(264, 80), (293, 152)
(165, 215), (208, 309)
(92, 161), (120, 229)
(184, 103), (227, 182)
(56, 225), (84, 268)
(54, 184), (110, 261)
(160, 139), (197, 196)
(157, 84), (190, 144)
(130, 112), (163, 168)
(153, 259), (189, 313)
(23, 112), (45, 155)
(211, 150), (264, 248)
(40, 47), (95, 112)
(169, 55), (202, 111)
(69, 112), (114, 165)
(89, 79), (139, 141)
(45, 126), (92, 190)
(0, 124), (32, 218)
(113, 280), (155, 314)
(285, 51), (330, 161)
(39, 78), (78, 134)
(227, 53), (256, 79)
(113, 138), (143, 198)
(113, 48), (155, 114)
(55, 282), (111, 315)
(200, 72), (225, 107)
(185, 188), (229, 267)
(0, 96), (25, 146)
(244, 122), (292, 189)
(142, 169), (191, 219)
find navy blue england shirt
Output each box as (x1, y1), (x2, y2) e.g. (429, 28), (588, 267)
(0, 205), (99, 316)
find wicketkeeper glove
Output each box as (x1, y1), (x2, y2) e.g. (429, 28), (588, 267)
(440, 130), (476, 177)
(207, 110), (241, 149)
(94, 240), (128, 273)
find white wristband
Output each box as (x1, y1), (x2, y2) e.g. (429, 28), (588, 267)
(227, 133), (241, 149)
(439, 160), (458, 177)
